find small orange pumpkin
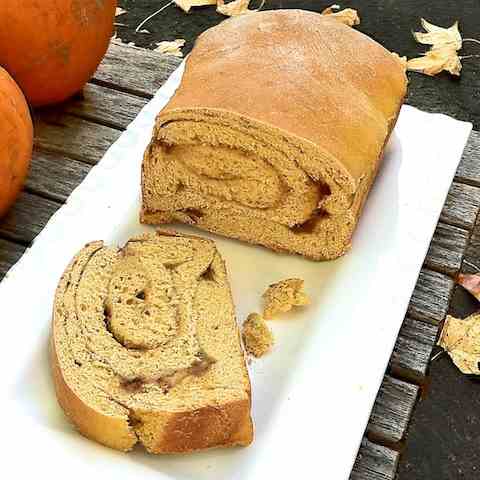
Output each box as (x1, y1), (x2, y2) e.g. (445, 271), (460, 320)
(0, 0), (117, 107)
(0, 67), (33, 218)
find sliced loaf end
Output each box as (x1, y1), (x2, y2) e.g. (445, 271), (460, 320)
(51, 231), (253, 453)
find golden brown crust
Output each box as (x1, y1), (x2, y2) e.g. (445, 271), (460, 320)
(52, 334), (253, 452)
(50, 336), (137, 451)
(134, 399), (253, 453)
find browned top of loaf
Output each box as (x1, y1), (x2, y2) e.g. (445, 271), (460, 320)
(161, 9), (407, 182)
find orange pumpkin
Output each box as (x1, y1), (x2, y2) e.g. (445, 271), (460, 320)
(0, 0), (117, 107)
(0, 67), (33, 218)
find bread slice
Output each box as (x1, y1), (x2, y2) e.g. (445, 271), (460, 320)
(140, 9), (407, 260)
(51, 231), (253, 453)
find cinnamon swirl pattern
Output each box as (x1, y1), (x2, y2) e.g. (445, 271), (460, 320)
(51, 232), (253, 453)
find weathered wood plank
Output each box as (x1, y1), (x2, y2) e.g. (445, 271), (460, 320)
(424, 222), (469, 275)
(0, 192), (59, 244)
(389, 317), (438, 383)
(367, 376), (419, 446)
(462, 214), (480, 273)
(408, 269), (455, 324)
(0, 239), (25, 279)
(65, 83), (148, 131)
(350, 438), (399, 480)
(440, 182), (480, 230)
(33, 112), (121, 165)
(456, 130), (480, 187)
(26, 150), (91, 203)
(93, 42), (181, 98)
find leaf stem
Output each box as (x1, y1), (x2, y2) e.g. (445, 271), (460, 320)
(460, 54), (480, 60)
(431, 350), (445, 362)
(135, 1), (174, 33)
(463, 38), (480, 46)
(463, 259), (480, 271)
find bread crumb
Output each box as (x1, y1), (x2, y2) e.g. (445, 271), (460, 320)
(242, 313), (274, 358)
(263, 278), (309, 319)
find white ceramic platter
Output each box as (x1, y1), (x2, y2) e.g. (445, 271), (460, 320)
(0, 64), (472, 479)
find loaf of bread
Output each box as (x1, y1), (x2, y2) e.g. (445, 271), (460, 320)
(51, 231), (253, 453)
(141, 9), (407, 260)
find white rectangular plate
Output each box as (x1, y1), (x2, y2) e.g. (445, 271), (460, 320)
(0, 64), (472, 480)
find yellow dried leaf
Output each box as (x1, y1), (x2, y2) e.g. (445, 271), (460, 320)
(438, 314), (480, 375)
(115, 7), (127, 16)
(174, 0), (217, 13)
(217, 0), (263, 17)
(408, 18), (464, 77)
(413, 18), (462, 50)
(112, 34), (135, 47)
(321, 4), (340, 15)
(407, 46), (461, 76)
(154, 39), (186, 58)
(321, 5), (360, 27)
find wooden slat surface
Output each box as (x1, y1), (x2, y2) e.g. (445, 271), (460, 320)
(367, 376), (419, 446)
(462, 214), (480, 273)
(408, 269), (455, 325)
(65, 83), (148, 130)
(0, 239), (25, 278)
(441, 182), (480, 229)
(455, 130), (480, 187)
(1, 41), (479, 480)
(425, 223), (469, 275)
(26, 150), (91, 202)
(93, 42), (181, 98)
(0, 192), (59, 244)
(389, 317), (438, 383)
(350, 439), (399, 480)
(34, 112), (121, 165)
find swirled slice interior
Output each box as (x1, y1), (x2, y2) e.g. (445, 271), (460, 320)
(51, 231), (252, 453)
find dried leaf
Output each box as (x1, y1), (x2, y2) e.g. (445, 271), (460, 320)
(321, 5), (360, 27)
(116, 7), (127, 16)
(438, 314), (480, 374)
(217, 0), (261, 17)
(414, 19), (462, 50)
(154, 39), (186, 57)
(408, 18), (463, 77)
(174, 0), (217, 13)
(321, 4), (340, 15)
(112, 34), (135, 47)
(407, 46), (462, 76)
(457, 273), (480, 301)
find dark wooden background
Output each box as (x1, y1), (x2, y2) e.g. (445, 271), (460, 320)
(115, 1), (480, 478)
